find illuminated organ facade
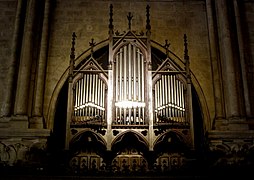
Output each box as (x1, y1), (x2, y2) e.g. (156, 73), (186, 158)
(66, 5), (194, 172)
(1, 0), (254, 175)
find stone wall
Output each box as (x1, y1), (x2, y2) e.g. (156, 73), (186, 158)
(0, 0), (16, 117)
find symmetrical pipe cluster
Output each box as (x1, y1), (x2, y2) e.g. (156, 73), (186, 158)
(114, 44), (146, 125)
(154, 75), (186, 124)
(73, 73), (106, 123)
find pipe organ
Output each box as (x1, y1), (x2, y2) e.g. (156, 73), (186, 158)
(114, 43), (146, 125)
(66, 5), (194, 172)
(72, 73), (106, 125)
(67, 5), (192, 130)
(154, 74), (187, 125)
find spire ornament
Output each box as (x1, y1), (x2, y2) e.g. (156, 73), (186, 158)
(109, 4), (113, 30)
(164, 39), (170, 58)
(69, 32), (77, 80)
(109, 4), (114, 36)
(184, 34), (191, 82)
(146, 5), (151, 31)
(127, 12), (133, 30)
(89, 38), (96, 57)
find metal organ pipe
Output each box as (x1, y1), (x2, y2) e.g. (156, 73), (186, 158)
(141, 54), (145, 123)
(154, 83), (158, 122)
(137, 49), (141, 124)
(128, 44), (132, 124)
(119, 49), (123, 124)
(81, 77), (84, 120)
(178, 80), (181, 121)
(95, 74), (98, 117)
(123, 46), (127, 124)
(97, 79), (100, 116)
(116, 53), (119, 122)
(177, 78), (179, 121)
(85, 74), (89, 120)
(133, 46), (137, 124)
(164, 75), (168, 117)
(168, 75), (171, 119)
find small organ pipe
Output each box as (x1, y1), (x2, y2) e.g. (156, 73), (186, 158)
(123, 46), (127, 123)
(98, 79), (101, 116)
(161, 76), (165, 116)
(168, 75), (171, 118)
(95, 75), (98, 116)
(141, 55), (144, 103)
(164, 75), (168, 117)
(119, 50), (122, 101)
(133, 46), (136, 101)
(155, 83), (158, 122)
(128, 43), (132, 101)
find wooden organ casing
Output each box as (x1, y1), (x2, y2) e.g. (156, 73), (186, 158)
(66, 5), (194, 152)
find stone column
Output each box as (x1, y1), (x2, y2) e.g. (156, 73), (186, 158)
(215, 0), (247, 129)
(30, 0), (51, 129)
(13, 0), (37, 127)
(206, 0), (225, 124)
(0, 0), (23, 119)
(233, 0), (252, 119)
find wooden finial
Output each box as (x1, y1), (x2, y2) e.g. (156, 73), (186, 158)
(164, 39), (170, 57)
(184, 34), (191, 81)
(146, 5), (151, 31)
(69, 32), (77, 80)
(70, 32), (77, 60)
(127, 12), (133, 30)
(184, 34), (189, 62)
(109, 4), (114, 30)
(89, 38), (96, 57)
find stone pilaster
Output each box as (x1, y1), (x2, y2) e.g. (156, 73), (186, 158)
(13, 0), (37, 128)
(206, 0), (225, 124)
(233, 0), (253, 120)
(214, 0), (247, 130)
(30, 0), (51, 129)
(0, 0), (23, 122)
